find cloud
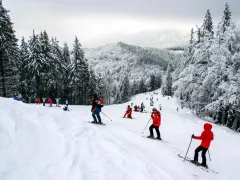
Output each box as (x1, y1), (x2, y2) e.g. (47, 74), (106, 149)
(3, 0), (240, 48)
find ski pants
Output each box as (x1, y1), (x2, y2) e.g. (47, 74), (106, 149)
(149, 124), (161, 138)
(92, 108), (102, 123)
(194, 146), (208, 166)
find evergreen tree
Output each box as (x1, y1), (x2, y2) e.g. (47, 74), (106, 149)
(162, 64), (173, 96)
(19, 37), (29, 99)
(69, 36), (86, 105)
(139, 78), (146, 93)
(25, 31), (45, 99)
(0, 1), (19, 97)
(190, 28), (194, 45)
(221, 3), (232, 33)
(203, 10), (213, 38)
(62, 43), (71, 99)
(149, 74), (156, 91)
(114, 75), (130, 103)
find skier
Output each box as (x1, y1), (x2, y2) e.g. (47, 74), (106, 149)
(191, 123), (214, 168)
(63, 106), (68, 111)
(56, 98), (60, 107)
(36, 98), (41, 105)
(48, 97), (52, 107)
(42, 98), (46, 106)
(90, 94), (104, 124)
(140, 102), (145, 112)
(65, 99), (68, 107)
(123, 105), (132, 119)
(134, 105), (138, 111)
(147, 108), (161, 140)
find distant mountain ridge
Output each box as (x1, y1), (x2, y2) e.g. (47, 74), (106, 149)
(84, 42), (182, 84)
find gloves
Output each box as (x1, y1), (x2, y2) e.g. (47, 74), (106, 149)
(191, 134), (195, 139)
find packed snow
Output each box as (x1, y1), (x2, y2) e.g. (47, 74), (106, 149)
(0, 90), (239, 180)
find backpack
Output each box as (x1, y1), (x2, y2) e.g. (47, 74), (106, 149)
(97, 98), (104, 107)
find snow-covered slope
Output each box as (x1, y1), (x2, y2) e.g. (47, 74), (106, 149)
(85, 42), (182, 82)
(0, 90), (239, 180)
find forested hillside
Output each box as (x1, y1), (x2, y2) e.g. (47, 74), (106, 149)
(173, 3), (240, 132)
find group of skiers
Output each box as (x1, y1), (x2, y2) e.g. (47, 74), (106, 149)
(89, 92), (214, 169)
(35, 98), (69, 110)
(133, 103), (145, 112)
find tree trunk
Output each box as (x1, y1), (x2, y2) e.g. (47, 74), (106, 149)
(0, 50), (6, 97)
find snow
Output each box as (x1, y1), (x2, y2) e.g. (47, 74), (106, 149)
(0, 90), (240, 180)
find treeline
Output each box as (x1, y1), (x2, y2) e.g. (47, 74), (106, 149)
(0, 2), (106, 105)
(0, 2), (165, 105)
(114, 73), (162, 103)
(173, 3), (240, 132)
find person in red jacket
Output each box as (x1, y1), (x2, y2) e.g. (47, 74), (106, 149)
(147, 108), (161, 140)
(191, 123), (214, 168)
(123, 105), (132, 119)
(36, 98), (41, 105)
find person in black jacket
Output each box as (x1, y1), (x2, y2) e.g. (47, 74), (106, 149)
(90, 94), (104, 124)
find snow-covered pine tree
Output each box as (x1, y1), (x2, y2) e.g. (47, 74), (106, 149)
(62, 43), (72, 100)
(19, 37), (30, 100)
(88, 67), (97, 100)
(50, 37), (64, 100)
(114, 75), (130, 103)
(69, 36), (86, 105)
(162, 64), (173, 96)
(149, 74), (156, 91)
(24, 31), (45, 100)
(0, 1), (20, 97)
(221, 3), (232, 33)
(139, 78), (146, 94)
(202, 10), (214, 39)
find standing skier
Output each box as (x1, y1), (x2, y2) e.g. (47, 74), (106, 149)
(90, 94), (104, 124)
(56, 98), (60, 107)
(65, 99), (68, 107)
(147, 108), (161, 140)
(48, 97), (52, 107)
(191, 123), (214, 168)
(36, 98), (41, 105)
(140, 102), (145, 112)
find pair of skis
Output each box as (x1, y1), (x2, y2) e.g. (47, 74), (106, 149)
(88, 121), (106, 125)
(178, 154), (218, 174)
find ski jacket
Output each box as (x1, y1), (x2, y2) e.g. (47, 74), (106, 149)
(134, 106), (138, 111)
(91, 98), (104, 111)
(194, 123), (214, 148)
(126, 107), (132, 114)
(36, 98), (41, 104)
(151, 110), (161, 126)
(48, 98), (52, 104)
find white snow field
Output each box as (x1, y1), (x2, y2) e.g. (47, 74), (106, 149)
(0, 90), (240, 180)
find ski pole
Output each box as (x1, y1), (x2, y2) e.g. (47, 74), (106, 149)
(208, 149), (211, 161)
(101, 112), (113, 121)
(142, 118), (152, 134)
(184, 137), (193, 162)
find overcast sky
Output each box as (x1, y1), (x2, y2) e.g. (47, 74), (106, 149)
(4, 0), (240, 48)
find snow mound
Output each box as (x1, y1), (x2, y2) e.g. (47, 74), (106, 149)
(0, 91), (239, 180)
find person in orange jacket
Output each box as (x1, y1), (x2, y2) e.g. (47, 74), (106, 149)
(123, 105), (132, 119)
(147, 108), (161, 140)
(36, 98), (41, 105)
(134, 105), (138, 111)
(191, 123), (214, 168)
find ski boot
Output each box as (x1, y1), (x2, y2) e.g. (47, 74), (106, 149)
(147, 135), (154, 139)
(200, 163), (208, 169)
(91, 121), (97, 124)
(155, 137), (162, 140)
